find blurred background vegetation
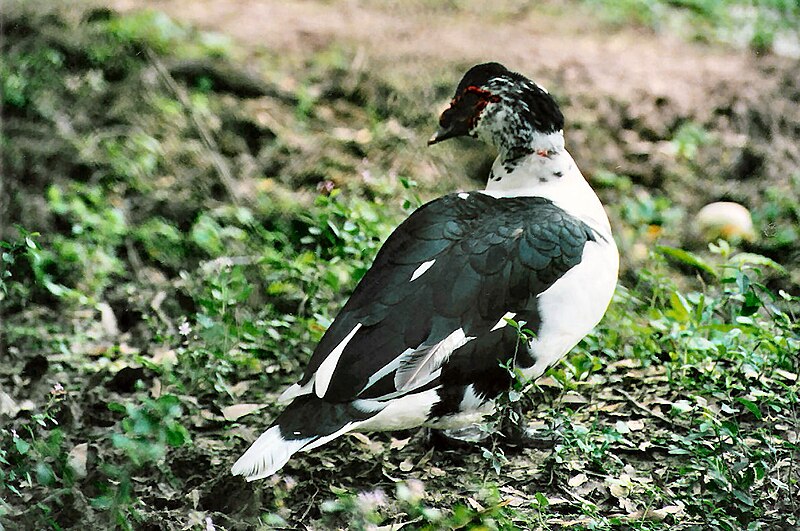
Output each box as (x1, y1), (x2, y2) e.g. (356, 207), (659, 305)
(1, 0), (798, 529)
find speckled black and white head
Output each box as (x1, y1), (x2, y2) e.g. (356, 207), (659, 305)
(429, 63), (565, 160)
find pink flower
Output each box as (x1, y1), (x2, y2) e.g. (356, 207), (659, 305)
(316, 180), (336, 195)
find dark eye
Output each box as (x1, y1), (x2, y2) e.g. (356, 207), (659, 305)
(444, 92), (482, 123)
(439, 106), (457, 128)
(460, 91), (482, 107)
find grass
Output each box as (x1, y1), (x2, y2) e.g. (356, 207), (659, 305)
(1, 3), (799, 530)
(581, 0), (800, 55)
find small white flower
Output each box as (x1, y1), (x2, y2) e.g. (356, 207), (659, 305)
(204, 516), (215, 531)
(397, 479), (425, 503)
(178, 321), (192, 337)
(407, 478), (425, 498)
(356, 489), (387, 511)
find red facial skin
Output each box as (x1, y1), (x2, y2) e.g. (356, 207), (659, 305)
(447, 85), (501, 128)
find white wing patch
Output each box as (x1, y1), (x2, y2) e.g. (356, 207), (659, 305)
(314, 323), (362, 398)
(394, 328), (474, 391)
(360, 349), (408, 393)
(278, 379), (314, 403)
(351, 399), (389, 413)
(410, 259), (436, 282)
(490, 311), (517, 332)
(358, 388), (441, 431)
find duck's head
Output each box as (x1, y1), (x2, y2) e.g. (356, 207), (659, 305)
(429, 62), (564, 155)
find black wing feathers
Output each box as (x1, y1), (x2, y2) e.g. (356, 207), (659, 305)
(300, 192), (597, 401)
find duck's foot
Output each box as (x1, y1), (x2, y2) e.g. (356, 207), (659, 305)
(422, 403), (559, 452)
(499, 422), (558, 451)
(498, 404), (558, 451)
(423, 425), (490, 451)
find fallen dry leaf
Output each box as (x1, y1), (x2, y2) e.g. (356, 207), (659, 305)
(221, 403), (266, 421)
(371, 522), (411, 531)
(150, 347), (178, 365)
(389, 437), (410, 450)
(568, 473), (589, 487)
(774, 368), (798, 381)
(466, 497), (484, 511)
(349, 432), (383, 453)
(624, 503), (685, 521)
(535, 376), (561, 388)
(349, 432), (369, 444)
(0, 390), (20, 417)
(562, 391), (589, 404)
(428, 466), (446, 477)
(627, 419), (645, 431)
(228, 381), (250, 397)
(97, 302), (119, 337)
(67, 443), (88, 478)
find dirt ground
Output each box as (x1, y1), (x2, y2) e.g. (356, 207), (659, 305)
(110, 0), (800, 261)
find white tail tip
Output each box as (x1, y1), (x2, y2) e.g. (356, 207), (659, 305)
(231, 426), (313, 481)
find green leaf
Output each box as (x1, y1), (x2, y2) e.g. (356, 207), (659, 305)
(14, 437), (30, 455)
(732, 488), (754, 507)
(90, 495), (113, 510)
(668, 290), (692, 322)
(720, 420), (739, 437)
(166, 424), (190, 447)
(107, 401), (126, 413)
(656, 245), (717, 277)
(686, 336), (715, 351)
(534, 492), (549, 508)
(728, 253), (787, 275)
(736, 397), (762, 420)
(35, 462), (55, 486)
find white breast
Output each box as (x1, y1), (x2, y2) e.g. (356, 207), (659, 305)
(483, 148), (612, 238)
(521, 236), (618, 380)
(484, 146), (619, 379)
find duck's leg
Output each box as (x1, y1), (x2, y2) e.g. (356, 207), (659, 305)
(498, 402), (558, 451)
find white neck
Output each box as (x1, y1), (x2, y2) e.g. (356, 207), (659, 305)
(482, 143), (612, 236)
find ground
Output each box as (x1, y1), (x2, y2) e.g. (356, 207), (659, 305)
(1, 1), (799, 530)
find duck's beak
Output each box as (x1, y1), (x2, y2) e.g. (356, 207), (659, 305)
(427, 124), (458, 145)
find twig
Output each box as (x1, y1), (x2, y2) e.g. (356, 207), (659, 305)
(124, 238), (144, 282)
(150, 290), (175, 335)
(298, 486), (319, 524)
(558, 484), (595, 509)
(145, 48), (241, 205)
(615, 388), (676, 426)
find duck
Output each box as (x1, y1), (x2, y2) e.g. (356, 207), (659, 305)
(231, 62), (619, 481)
